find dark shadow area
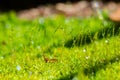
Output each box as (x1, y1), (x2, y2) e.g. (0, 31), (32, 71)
(84, 54), (120, 76)
(57, 72), (77, 80)
(0, 0), (120, 11)
(57, 54), (120, 80)
(0, 0), (80, 11)
(64, 23), (120, 48)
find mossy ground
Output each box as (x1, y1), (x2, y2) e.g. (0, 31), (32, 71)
(0, 12), (120, 80)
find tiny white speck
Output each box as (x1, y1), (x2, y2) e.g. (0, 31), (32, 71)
(116, 58), (119, 61)
(99, 15), (103, 20)
(37, 46), (41, 49)
(16, 65), (21, 71)
(49, 75), (54, 79)
(72, 76), (78, 80)
(39, 18), (44, 24)
(105, 40), (109, 43)
(85, 56), (90, 59)
(65, 19), (69, 24)
(0, 56), (4, 59)
(83, 49), (86, 53)
(31, 41), (34, 44)
(29, 71), (32, 76)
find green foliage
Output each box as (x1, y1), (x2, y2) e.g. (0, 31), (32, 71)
(0, 12), (120, 80)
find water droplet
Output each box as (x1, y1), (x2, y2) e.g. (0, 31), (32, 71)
(28, 71), (32, 77)
(39, 18), (44, 24)
(105, 40), (109, 43)
(49, 75), (54, 79)
(83, 49), (86, 53)
(99, 15), (103, 20)
(31, 41), (34, 45)
(0, 56), (4, 59)
(85, 56), (90, 59)
(116, 58), (119, 61)
(16, 65), (21, 71)
(65, 19), (69, 24)
(72, 76), (78, 80)
(37, 46), (41, 49)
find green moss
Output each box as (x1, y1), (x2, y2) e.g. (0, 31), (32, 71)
(0, 12), (120, 80)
